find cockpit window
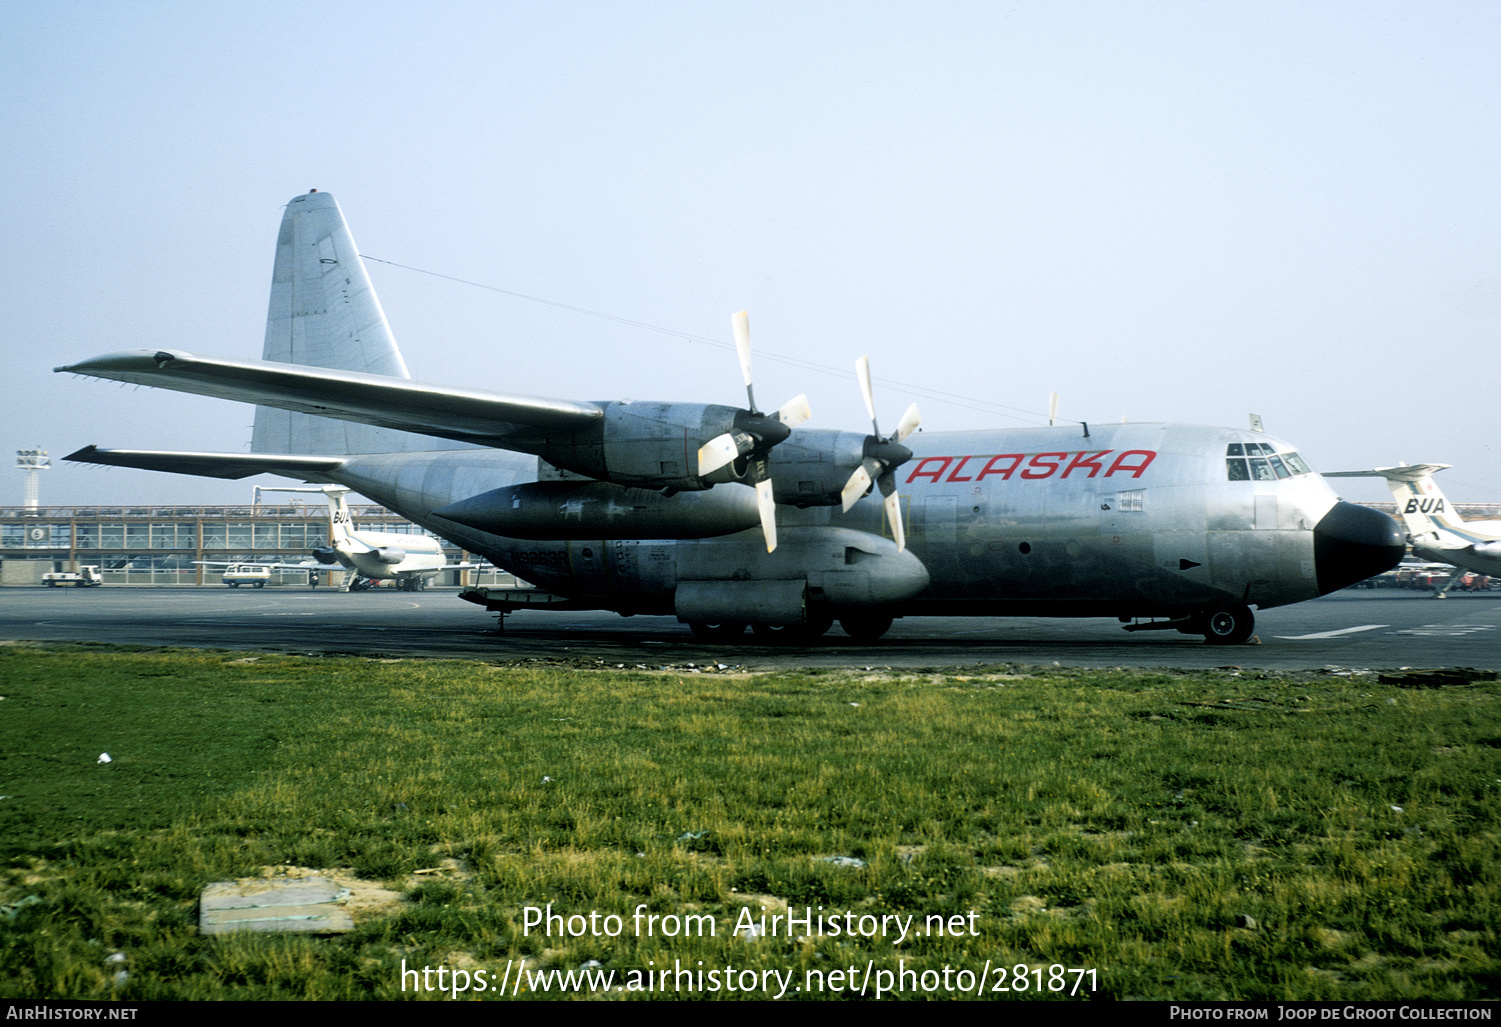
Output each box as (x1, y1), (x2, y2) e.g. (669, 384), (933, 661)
(1226, 443), (1311, 481)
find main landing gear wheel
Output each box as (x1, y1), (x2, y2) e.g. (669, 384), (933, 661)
(1199, 605), (1255, 645)
(840, 612), (893, 643)
(751, 611), (832, 645)
(690, 622), (747, 641)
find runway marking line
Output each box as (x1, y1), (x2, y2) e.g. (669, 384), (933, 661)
(1392, 624), (1495, 637)
(1274, 624), (1388, 640)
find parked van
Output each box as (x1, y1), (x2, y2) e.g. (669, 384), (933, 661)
(222, 564), (271, 588)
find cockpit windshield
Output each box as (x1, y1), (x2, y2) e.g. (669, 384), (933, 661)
(1226, 442), (1312, 481)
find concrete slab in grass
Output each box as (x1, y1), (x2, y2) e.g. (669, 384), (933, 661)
(200, 876), (354, 935)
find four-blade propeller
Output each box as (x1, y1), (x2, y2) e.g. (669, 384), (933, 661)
(695, 311), (810, 552)
(696, 315), (919, 553)
(839, 355), (919, 551)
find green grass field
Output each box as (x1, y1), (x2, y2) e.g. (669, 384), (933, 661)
(0, 643), (1496, 1000)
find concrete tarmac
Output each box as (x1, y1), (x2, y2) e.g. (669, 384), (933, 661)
(1, 586), (1497, 670)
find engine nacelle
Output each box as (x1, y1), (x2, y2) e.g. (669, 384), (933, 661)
(370, 546), (406, 565)
(312, 546), (342, 565)
(534, 402), (790, 491)
(433, 480), (761, 540)
(765, 429), (871, 507)
(1472, 540), (1501, 560)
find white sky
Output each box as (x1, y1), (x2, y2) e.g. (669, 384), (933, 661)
(4, 1), (1498, 508)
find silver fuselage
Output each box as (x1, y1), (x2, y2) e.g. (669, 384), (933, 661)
(326, 421), (1355, 619)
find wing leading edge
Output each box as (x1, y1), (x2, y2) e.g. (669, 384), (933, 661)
(63, 445), (346, 481)
(56, 349), (604, 450)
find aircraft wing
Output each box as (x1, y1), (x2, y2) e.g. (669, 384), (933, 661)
(56, 349), (604, 449)
(64, 445), (347, 480)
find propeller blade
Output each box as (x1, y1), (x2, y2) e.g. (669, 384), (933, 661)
(732, 311), (753, 384)
(756, 477), (777, 552)
(840, 460), (875, 513)
(893, 402), (921, 443)
(855, 354), (878, 434)
(776, 393), (811, 428)
(697, 432), (741, 476)
(884, 490), (905, 553)
(732, 310), (755, 412)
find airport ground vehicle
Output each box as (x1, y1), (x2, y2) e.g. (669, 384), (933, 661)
(42, 566), (103, 587)
(222, 563), (271, 588)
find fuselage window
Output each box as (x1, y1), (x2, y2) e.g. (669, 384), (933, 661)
(1268, 455), (1291, 479)
(1249, 457), (1277, 481)
(1226, 458), (1250, 481)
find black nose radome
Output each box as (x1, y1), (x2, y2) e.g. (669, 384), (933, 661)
(1314, 501), (1405, 595)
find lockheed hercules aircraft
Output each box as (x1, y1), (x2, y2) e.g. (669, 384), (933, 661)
(56, 191), (1403, 644)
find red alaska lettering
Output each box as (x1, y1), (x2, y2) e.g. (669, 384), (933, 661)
(1061, 450), (1113, 478)
(906, 456), (953, 484)
(946, 455), (978, 482)
(908, 449), (1158, 483)
(1104, 450), (1156, 477)
(976, 454), (1025, 480)
(1021, 452), (1067, 479)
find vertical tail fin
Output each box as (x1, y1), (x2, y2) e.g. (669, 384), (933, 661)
(251, 191), (469, 456)
(1386, 466), (1460, 537)
(324, 488), (357, 547)
(255, 484), (356, 545)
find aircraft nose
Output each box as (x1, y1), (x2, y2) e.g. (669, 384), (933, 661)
(1313, 501), (1405, 595)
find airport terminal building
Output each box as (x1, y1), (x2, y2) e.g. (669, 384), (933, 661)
(0, 500), (512, 587)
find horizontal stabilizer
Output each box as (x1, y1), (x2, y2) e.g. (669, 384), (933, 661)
(57, 350), (604, 450)
(64, 445), (346, 481)
(1323, 464), (1451, 482)
(194, 560), (322, 570)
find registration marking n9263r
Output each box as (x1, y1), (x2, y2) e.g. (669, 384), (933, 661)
(1274, 624), (1388, 640)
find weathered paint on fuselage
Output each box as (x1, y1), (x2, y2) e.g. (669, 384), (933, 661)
(324, 420), (1341, 619)
(886, 423), (1333, 615)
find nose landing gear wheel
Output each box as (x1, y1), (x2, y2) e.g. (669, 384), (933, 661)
(1200, 605), (1254, 645)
